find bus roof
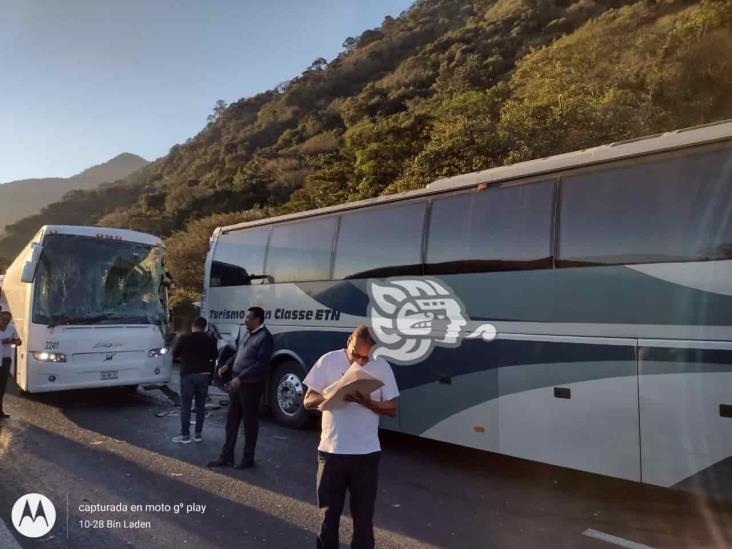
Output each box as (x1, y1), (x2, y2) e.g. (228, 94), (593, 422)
(218, 119), (732, 235)
(39, 225), (164, 247)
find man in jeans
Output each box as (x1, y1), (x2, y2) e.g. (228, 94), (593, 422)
(172, 317), (218, 443)
(208, 306), (273, 469)
(0, 311), (21, 420)
(303, 326), (399, 549)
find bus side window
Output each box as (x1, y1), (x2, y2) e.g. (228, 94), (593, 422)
(558, 147), (732, 267)
(210, 226), (270, 287)
(333, 201), (425, 280)
(426, 180), (554, 275)
(210, 261), (251, 287)
(265, 217), (337, 283)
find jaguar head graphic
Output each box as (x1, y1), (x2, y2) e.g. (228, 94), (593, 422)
(367, 278), (469, 364)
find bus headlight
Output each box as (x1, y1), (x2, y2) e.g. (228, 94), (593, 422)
(148, 347), (168, 358)
(32, 351), (67, 363)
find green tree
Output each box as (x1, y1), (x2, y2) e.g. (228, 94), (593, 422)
(344, 112), (429, 198)
(207, 99), (228, 123)
(394, 88), (507, 192)
(342, 36), (357, 51)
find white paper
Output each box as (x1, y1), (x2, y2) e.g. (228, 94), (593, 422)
(319, 363), (384, 411)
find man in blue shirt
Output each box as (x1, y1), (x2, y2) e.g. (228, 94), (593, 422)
(208, 307), (273, 469)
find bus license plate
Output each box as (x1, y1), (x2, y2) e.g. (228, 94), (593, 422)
(101, 371), (119, 380)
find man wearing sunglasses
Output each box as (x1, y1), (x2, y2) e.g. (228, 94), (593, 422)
(303, 325), (399, 549)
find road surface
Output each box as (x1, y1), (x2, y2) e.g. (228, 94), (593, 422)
(0, 378), (730, 548)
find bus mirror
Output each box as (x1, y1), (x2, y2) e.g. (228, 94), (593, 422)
(29, 243), (43, 263)
(20, 261), (37, 283)
(250, 274), (274, 284)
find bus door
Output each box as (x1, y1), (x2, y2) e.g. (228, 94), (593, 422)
(496, 334), (641, 481)
(638, 340), (732, 498)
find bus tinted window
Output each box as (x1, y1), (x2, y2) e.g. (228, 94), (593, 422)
(210, 227), (270, 287)
(426, 180), (554, 274)
(558, 147), (732, 266)
(266, 217), (337, 282)
(210, 261), (251, 287)
(334, 202), (426, 279)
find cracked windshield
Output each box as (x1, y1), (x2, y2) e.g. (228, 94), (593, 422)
(32, 234), (166, 326)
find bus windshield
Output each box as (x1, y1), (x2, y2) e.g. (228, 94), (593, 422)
(32, 234), (166, 326)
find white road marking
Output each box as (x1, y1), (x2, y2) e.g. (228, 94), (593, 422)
(583, 528), (655, 549)
(0, 518), (21, 549)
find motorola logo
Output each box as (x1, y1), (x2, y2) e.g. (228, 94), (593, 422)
(11, 493), (56, 538)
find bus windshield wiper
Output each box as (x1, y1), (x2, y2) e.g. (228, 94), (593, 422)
(47, 315), (73, 328)
(114, 315), (162, 325)
(49, 313), (116, 326)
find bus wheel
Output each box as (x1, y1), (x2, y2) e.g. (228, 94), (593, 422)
(270, 361), (308, 428)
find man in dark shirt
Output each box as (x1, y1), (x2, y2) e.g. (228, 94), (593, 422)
(172, 317), (218, 444)
(208, 306), (273, 469)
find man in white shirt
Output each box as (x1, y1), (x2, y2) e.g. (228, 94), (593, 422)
(0, 311), (21, 419)
(303, 325), (399, 549)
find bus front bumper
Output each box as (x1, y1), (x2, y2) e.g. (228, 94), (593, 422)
(26, 355), (173, 393)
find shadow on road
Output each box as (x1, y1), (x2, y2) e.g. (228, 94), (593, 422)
(0, 419), (319, 549)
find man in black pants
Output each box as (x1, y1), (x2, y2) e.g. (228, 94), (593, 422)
(303, 326), (399, 549)
(171, 317), (218, 444)
(208, 307), (273, 469)
(0, 311), (21, 419)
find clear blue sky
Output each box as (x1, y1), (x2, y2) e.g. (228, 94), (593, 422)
(0, 0), (414, 183)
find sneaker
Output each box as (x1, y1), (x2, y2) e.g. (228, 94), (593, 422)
(172, 435), (191, 444)
(193, 434), (203, 443)
(234, 460), (255, 470)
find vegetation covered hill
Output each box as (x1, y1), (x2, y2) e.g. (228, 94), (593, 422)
(0, 0), (729, 309)
(0, 153), (148, 234)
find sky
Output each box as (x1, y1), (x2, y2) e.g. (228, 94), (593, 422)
(0, 0), (414, 183)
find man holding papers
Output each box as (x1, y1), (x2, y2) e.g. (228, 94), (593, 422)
(304, 325), (399, 549)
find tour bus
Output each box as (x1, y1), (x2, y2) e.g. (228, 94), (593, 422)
(203, 120), (732, 498)
(1, 226), (172, 392)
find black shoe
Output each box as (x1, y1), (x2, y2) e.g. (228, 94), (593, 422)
(233, 460), (254, 470)
(0, 412), (9, 419)
(207, 458), (233, 468)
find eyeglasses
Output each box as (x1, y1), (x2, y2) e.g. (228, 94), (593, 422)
(351, 350), (370, 362)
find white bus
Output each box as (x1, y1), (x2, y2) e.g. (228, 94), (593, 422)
(203, 120), (732, 499)
(1, 225), (172, 392)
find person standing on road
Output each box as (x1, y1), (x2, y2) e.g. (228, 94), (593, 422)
(0, 311), (21, 420)
(171, 316), (218, 444)
(208, 306), (273, 470)
(303, 325), (399, 549)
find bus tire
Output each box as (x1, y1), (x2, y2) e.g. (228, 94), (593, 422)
(269, 360), (308, 428)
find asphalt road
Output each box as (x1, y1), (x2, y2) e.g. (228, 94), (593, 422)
(0, 378), (731, 549)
